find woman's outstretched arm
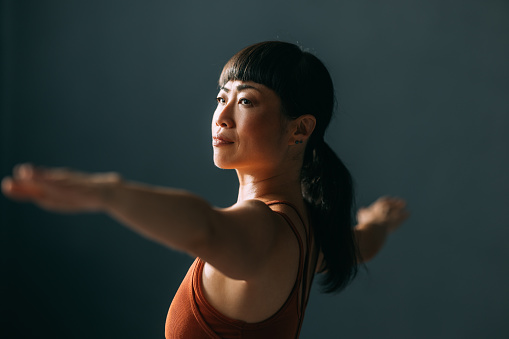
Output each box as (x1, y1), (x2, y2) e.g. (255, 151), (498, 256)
(354, 196), (409, 262)
(1, 164), (290, 280)
(1, 164), (217, 252)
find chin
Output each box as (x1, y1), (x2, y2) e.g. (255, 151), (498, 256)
(213, 157), (236, 170)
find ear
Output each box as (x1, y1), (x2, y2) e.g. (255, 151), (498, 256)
(288, 114), (316, 145)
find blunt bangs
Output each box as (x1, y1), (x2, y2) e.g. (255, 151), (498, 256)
(219, 42), (302, 89)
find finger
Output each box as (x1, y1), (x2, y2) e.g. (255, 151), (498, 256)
(13, 163), (35, 180)
(2, 177), (44, 201)
(1, 177), (13, 195)
(37, 166), (86, 183)
(12, 163), (53, 183)
(14, 165), (74, 184)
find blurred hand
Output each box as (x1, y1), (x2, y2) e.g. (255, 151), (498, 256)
(1, 163), (121, 213)
(357, 196), (409, 233)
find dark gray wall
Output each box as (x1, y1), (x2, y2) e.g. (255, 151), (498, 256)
(1, 0), (508, 338)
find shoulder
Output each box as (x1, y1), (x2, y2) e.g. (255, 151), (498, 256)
(213, 199), (282, 232)
(220, 198), (274, 214)
(198, 199), (295, 280)
(217, 199), (301, 242)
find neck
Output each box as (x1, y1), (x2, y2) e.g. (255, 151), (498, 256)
(236, 166), (302, 204)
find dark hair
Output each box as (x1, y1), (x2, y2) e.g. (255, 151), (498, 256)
(219, 41), (358, 293)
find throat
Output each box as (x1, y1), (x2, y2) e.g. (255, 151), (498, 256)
(236, 171), (302, 203)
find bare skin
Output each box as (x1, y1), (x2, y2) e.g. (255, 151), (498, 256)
(355, 197), (410, 262)
(1, 81), (409, 323)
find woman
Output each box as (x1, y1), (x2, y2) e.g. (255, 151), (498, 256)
(2, 41), (408, 338)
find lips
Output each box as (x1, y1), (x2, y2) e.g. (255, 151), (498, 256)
(213, 135), (234, 146)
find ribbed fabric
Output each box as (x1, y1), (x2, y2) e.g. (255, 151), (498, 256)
(165, 201), (311, 339)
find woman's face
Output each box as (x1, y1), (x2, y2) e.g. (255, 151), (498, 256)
(212, 80), (291, 171)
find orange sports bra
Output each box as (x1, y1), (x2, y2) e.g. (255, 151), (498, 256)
(165, 201), (315, 339)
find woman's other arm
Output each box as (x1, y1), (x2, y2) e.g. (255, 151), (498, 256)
(354, 197), (409, 263)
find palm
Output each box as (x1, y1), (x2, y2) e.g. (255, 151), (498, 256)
(357, 197), (409, 232)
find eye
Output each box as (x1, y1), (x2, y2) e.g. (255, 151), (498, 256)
(216, 97), (226, 104)
(238, 98), (252, 105)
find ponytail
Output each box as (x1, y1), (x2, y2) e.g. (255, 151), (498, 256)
(301, 138), (358, 293)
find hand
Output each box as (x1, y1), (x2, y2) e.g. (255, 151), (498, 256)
(356, 196), (409, 233)
(2, 163), (121, 213)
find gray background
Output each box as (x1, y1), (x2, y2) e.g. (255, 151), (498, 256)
(1, 0), (508, 338)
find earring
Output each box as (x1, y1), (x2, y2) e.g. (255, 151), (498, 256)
(295, 140), (303, 144)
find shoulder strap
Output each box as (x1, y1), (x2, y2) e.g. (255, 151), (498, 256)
(266, 201), (308, 236)
(265, 200), (312, 324)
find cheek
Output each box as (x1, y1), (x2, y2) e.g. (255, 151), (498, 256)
(239, 119), (285, 153)
(238, 117), (267, 141)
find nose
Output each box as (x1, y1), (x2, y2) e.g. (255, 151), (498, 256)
(214, 103), (235, 128)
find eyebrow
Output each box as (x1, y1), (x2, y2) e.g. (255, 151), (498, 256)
(220, 84), (262, 93)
